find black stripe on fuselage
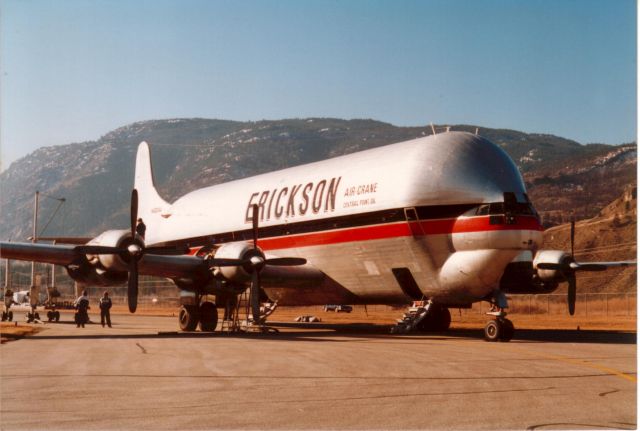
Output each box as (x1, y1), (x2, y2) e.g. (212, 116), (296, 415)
(154, 203), (478, 249)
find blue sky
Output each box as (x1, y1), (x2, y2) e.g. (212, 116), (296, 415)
(0, 0), (636, 169)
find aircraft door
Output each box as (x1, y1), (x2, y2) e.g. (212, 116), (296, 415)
(404, 208), (425, 237)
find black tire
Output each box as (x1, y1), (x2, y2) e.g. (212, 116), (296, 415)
(54, 311), (60, 322)
(1, 311), (6, 322)
(8, 311), (13, 322)
(34, 312), (40, 321)
(416, 305), (451, 332)
(433, 307), (451, 331)
(47, 311), (54, 321)
(499, 319), (514, 342)
(199, 302), (218, 332)
(484, 320), (501, 342)
(179, 305), (199, 332)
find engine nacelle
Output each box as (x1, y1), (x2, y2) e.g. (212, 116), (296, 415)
(213, 242), (257, 283)
(64, 229), (140, 286)
(65, 262), (129, 286)
(86, 230), (136, 271)
(533, 250), (572, 282)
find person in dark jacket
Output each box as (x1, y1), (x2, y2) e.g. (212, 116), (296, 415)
(74, 290), (90, 328)
(136, 218), (146, 239)
(99, 291), (112, 328)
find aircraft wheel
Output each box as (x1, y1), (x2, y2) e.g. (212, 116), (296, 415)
(416, 305), (450, 332)
(1, 311), (6, 321)
(8, 311), (13, 322)
(54, 311), (60, 322)
(47, 311), (54, 321)
(34, 312), (40, 321)
(484, 319), (502, 342)
(178, 305), (199, 332)
(433, 307), (451, 331)
(499, 319), (514, 342)
(198, 302), (218, 332)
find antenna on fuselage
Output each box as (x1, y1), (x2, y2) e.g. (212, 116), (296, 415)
(430, 123), (436, 135)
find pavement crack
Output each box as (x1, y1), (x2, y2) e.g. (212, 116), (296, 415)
(135, 342), (147, 354)
(598, 389), (620, 397)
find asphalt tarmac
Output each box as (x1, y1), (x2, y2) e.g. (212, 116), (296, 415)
(0, 312), (636, 430)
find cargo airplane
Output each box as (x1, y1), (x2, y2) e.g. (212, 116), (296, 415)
(0, 132), (634, 341)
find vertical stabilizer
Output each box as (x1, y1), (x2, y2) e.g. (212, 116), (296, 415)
(134, 142), (170, 231)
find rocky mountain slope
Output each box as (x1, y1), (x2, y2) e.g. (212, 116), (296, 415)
(1, 118), (636, 242)
(543, 185), (637, 293)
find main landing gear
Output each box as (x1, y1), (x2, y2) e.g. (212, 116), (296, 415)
(179, 300), (219, 332)
(483, 290), (514, 342)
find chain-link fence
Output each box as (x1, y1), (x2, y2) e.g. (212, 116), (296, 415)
(474, 293), (637, 316)
(2, 281), (636, 317)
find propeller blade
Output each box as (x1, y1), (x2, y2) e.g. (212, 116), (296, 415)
(252, 204), (259, 249)
(75, 245), (123, 255)
(128, 259), (138, 313)
(567, 272), (576, 316)
(145, 245), (189, 255)
(265, 257), (307, 266)
(573, 263), (608, 272)
(209, 258), (246, 267)
(131, 189), (139, 238)
(250, 270), (261, 324)
(570, 218), (575, 257)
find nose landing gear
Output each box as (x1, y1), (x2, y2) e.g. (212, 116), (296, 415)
(484, 290), (514, 342)
(484, 313), (514, 342)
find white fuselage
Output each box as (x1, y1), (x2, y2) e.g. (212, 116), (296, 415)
(139, 132), (543, 306)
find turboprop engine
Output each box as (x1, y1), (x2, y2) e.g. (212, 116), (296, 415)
(533, 250), (572, 283)
(212, 242), (263, 283)
(65, 229), (138, 286)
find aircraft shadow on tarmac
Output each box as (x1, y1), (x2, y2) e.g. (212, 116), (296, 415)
(17, 321), (637, 344)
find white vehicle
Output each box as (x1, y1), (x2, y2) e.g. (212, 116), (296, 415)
(0, 132), (634, 340)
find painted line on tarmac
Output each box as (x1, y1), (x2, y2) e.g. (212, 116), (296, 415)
(495, 344), (637, 383)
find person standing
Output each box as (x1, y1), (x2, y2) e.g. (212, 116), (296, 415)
(99, 291), (112, 328)
(74, 290), (90, 328)
(136, 218), (146, 239)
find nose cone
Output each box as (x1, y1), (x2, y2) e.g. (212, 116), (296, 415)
(416, 132), (529, 205)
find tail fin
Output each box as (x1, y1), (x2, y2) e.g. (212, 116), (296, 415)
(134, 142), (170, 226)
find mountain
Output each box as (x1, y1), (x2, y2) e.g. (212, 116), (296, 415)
(542, 185), (637, 293)
(0, 118), (636, 242)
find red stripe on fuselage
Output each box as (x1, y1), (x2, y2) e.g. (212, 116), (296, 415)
(258, 215), (542, 250)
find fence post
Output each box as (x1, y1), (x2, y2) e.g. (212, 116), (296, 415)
(547, 295), (550, 315)
(585, 293), (588, 317)
(627, 293), (630, 317)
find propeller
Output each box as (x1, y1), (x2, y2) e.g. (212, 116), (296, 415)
(126, 189), (141, 313)
(536, 218), (605, 315)
(74, 189), (183, 313)
(242, 204), (306, 324)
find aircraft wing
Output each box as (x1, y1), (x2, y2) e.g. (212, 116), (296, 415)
(137, 254), (210, 279)
(0, 241), (209, 281)
(0, 242), (79, 266)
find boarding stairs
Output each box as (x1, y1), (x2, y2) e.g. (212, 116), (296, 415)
(219, 290), (278, 333)
(390, 300), (433, 334)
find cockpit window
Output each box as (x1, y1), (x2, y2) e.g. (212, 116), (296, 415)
(469, 202), (538, 217)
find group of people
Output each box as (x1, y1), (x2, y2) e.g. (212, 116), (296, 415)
(73, 290), (113, 328)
